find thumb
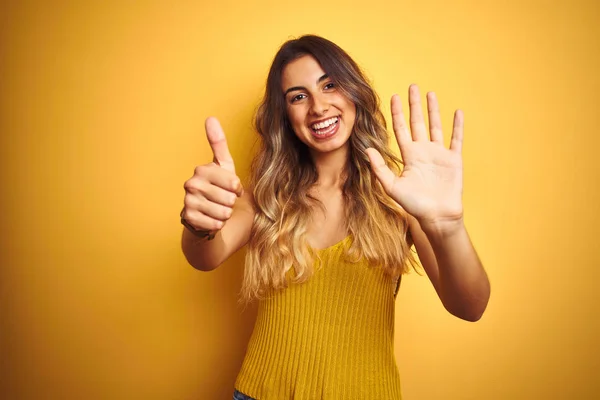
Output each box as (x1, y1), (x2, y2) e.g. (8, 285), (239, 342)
(366, 148), (396, 195)
(205, 117), (236, 173)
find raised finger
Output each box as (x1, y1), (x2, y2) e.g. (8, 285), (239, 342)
(426, 91), (444, 144)
(450, 109), (464, 154)
(205, 117), (236, 173)
(366, 148), (396, 195)
(408, 84), (428, 141)
(391, 94), (411, 148)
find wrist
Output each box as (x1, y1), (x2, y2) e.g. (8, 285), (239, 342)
(418, 215), (465, 240)
(180, 208), (218, 240)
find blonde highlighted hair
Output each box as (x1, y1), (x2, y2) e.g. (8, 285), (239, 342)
(242, 35), (416, 303)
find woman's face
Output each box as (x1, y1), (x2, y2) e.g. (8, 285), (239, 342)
(281, 55), (356, 156)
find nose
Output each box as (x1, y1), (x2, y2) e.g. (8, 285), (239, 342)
(309, 92), (329, 116)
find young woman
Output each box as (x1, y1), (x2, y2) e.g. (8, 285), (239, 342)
(181, 35), (490, 400)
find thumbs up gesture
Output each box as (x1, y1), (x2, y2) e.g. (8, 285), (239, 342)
(182, 117), (243, 233)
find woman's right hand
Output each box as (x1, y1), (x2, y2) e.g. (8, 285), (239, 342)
(182, 117), (243, 233)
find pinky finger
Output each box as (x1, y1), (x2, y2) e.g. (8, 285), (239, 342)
(182, 209), (224, 232)
(450, 109), (464, 154)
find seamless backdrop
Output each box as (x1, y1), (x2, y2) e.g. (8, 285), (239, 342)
(1, 1), (599, 399)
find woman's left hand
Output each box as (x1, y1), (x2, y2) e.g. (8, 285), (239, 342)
(367, 85), (464, 229)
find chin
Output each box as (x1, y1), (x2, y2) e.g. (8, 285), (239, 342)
(308, 134), (351, 155)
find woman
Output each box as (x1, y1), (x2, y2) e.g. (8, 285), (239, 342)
(181, 35), (490, 400)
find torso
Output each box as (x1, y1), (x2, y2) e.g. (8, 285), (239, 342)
(235, 233), (403, 399)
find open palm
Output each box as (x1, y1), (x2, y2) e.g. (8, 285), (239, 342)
(367, 85), (464, 224)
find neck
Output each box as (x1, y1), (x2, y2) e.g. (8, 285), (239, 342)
(310, 144), (348, 189)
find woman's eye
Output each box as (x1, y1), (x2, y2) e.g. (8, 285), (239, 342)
(324, 82), (336, 90)
(291, 94), (306, 103)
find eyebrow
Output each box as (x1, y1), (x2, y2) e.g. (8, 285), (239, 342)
(284, 74), (329, 96)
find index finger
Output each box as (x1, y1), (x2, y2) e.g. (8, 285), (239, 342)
(391, 94), (411, 148)
(408, 84), (428, 141)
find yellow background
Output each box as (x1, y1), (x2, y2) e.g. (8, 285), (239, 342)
(1, 1), (599, 399)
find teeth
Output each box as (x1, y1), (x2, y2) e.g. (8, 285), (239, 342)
(311, 117), (338, 130)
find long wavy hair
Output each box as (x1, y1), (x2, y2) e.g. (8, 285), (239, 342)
(242, 35), (416, 303)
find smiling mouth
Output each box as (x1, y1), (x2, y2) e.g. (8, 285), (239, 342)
(310, 116), (339, 135)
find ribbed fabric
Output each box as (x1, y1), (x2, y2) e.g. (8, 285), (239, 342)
(235, 236), (402, 400)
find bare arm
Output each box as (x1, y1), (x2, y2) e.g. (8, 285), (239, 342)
(409, 215), (490, 321)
